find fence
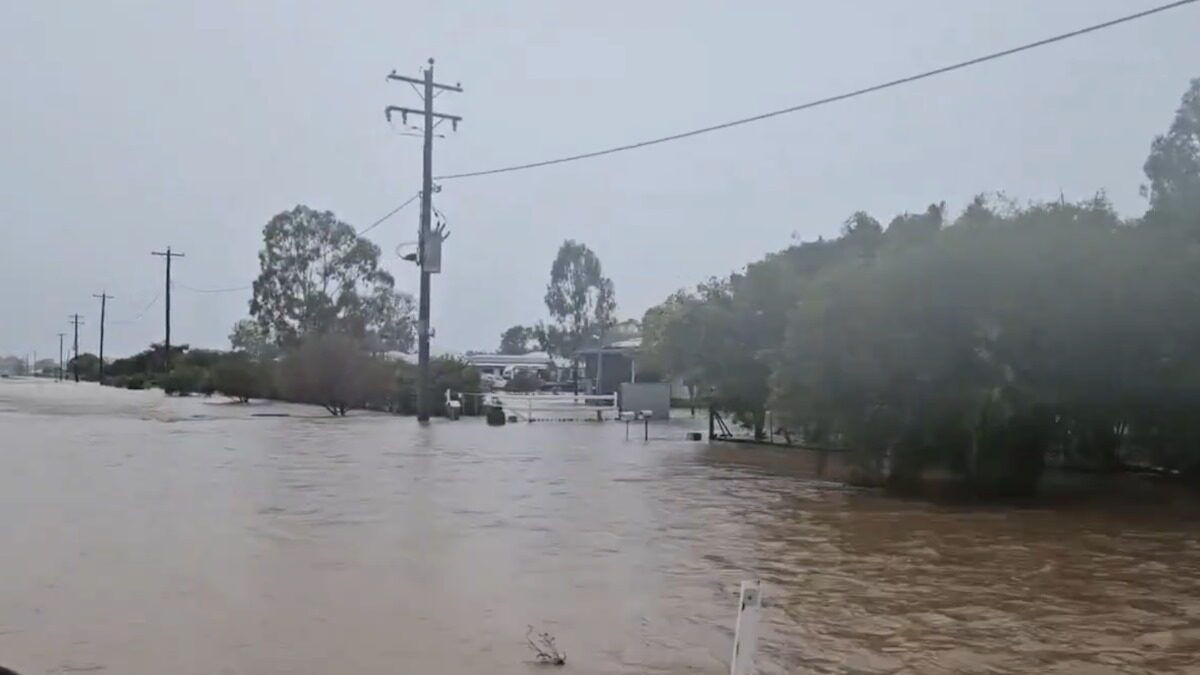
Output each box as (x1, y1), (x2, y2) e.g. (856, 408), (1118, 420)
(465, 391), (619, 422)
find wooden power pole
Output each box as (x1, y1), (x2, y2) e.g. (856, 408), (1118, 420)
(92, 292), (113, 381)
(57, 332), (65, 382)
(151, 247), (184, 370)
(68, 314), (84, 382)
(386, 58), (461, 421)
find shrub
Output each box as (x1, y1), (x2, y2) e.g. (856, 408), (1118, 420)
(159, 366), (204, 396)
(505, 370), (542, 392)
(211, 354), (267, 403)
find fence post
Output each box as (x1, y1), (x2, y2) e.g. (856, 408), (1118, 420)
(730, 580), (762, 675)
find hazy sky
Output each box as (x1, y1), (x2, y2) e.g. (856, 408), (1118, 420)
(2, 1), (1198, 358)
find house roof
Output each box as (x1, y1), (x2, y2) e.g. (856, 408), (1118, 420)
(464, 352), (554, 368)
(575, 336), (642, 356)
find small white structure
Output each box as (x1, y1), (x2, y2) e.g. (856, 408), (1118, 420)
(484, 391), (618, 422)
(730, 580), (762, 675)
(464, 352), (555, 381)
(619, 382), (671, 420)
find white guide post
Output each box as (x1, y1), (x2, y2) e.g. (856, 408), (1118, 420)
(730, 579), (762, 675)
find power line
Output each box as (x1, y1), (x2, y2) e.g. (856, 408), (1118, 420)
(357, 192), (421, 237)
(135, 292), (161, 319)
(158, 195), (418, 296)
(113, 291), (160, 324)
(433, 0), (1199, 181)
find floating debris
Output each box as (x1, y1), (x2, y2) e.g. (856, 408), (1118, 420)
(525, 625), (566, 666)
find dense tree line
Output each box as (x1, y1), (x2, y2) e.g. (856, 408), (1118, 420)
(641, 78), (1200, 496)
(84, 204), (479, 416)
(92, 339), (478, 417)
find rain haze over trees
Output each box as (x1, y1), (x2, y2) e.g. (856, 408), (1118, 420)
(641, 77), (1200, 496)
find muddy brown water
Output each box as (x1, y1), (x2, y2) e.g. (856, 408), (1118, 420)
(2, 378), (1199, 674)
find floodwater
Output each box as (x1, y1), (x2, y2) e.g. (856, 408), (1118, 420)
(2, 379), (1200, 674)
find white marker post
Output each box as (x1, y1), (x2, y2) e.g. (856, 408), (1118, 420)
(730, 580), (762, 675)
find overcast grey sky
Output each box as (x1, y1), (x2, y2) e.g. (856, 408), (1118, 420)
(2, 1), (1198, 358)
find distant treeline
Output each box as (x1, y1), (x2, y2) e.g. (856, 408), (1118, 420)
(62, 201), (485, 416)
(71, 336), (481, 417)
(640, 77), (1200, 497)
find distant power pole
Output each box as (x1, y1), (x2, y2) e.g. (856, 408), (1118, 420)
(93, 292), (113, 381)
(57, 332), (65, 382)
(386, 58), (462, 422)
(151, 247), (184, 370)
(68, 314), (84, 382)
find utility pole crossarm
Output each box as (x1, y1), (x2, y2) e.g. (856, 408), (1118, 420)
(386, 106), (462, 125)
(387, 71), (463, 93)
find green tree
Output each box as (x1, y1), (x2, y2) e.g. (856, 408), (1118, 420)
(228, 318), (277, 360)
(248, 205), (415, 348)
(505, 370), (542, 392)
(498, 325), (536, 354)
(69, 353), (102, 381)
(641, 228), (867, 438)
(624, 78), (1200, 496)
(211, 353), (267, 403)
(0, 356), (28, 376)
(390, 356), (481, 416)
(33, 358), (56, 376)
(543, 240), (615, 357)
(276, 333), (372, 416)
(364, 288), (417, 353)
(1143, 77), (1200, 229)
(159, 366), (206, 396)
(885, 202), (944, 246)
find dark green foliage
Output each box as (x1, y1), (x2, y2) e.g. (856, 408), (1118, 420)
(248, 205), (415, 350)
(97, 373), (144, 390)
(427, 357), (482, 414)
(643, 77), (1200, 497)
(106, 344), (185, 377)
(379, 356), (481, 415)
(158, 366), (206, 396)
(97, 336), (478, 418)
(505, 370), (542, 392)
(276, 333), (371, 416)
(499, 325), (537, 355)
(210, 353), (265, 402)
(179, 348), (223, 371)
(69, 353), (102, 381)
(542, 240), (615, 357)
(1143, 77), (1200, 232)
